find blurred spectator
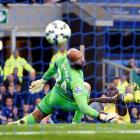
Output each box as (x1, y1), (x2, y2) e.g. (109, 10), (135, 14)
(12, 107), (18, 121)
(35, 98), (41, 106)
(0, 84), (6, 106)
(2, 97), (14, 118)
(4, 50), (35, 82)
(22, 66), (36, 92)
(0, 109), (6, 124)
(6, 117), (14, 124)
(4, 74), (20, 90)
(13, 68), (21, 83)
(23, 104), (30, 116)
(0, 84), (6, 95)
(15, 82), (22, 93)
(4, 74), (14, 88)
(127, 58), (140, 87)
(136, 114), (140, 123)
(128, 58), (140, 73)
(43, 83), (50, 95)
(29, 70), (36, 82)
(2, 85), (16, 107)
(7, 85), (16, 98)
(0, 94), (3, 107)
(15, 82), (28, 108)
(0, 65), (3, 82)
(130, 107), (138, 123)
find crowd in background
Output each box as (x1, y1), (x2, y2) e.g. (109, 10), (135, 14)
(0, 49), (51, 124)
(1, 45), (140, 124)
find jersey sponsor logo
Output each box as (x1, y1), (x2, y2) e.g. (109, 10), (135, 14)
(75, 86), (82, 93)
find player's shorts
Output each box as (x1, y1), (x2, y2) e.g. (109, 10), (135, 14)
(37, 86), (78, 115)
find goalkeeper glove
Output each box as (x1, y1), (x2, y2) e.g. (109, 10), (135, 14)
(29, 79), (46, 94)
(99, 112), (119, 123)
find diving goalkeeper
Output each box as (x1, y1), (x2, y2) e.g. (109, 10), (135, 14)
(9, 48), (119, 125)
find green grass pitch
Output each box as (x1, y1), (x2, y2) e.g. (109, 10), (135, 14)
(0, 124), (140, 140)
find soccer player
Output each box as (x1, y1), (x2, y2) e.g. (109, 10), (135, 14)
(9, 48), (119, 125)
(89, 82), (140, 123)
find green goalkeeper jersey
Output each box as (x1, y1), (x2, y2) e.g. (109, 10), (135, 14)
(43, 56), (86, 102)
(41, 56), (99, 122)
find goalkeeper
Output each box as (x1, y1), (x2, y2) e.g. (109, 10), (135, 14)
(9, 48), (119, 125)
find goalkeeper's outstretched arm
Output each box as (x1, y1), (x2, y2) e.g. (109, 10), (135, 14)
(42, 62), (58, 81)
(29, 62), (58, 93)
(72, 82), (119, 123)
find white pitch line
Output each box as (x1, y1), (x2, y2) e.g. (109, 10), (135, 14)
(0, 130), (140, 135)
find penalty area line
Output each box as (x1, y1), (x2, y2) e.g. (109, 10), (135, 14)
(0, 130), (140, 135)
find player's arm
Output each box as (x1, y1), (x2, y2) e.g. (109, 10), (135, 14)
(29, 61), (58, 94)
(88, 97), (116, 104)
(42, 62), (58, 81)
(96, 84), (128, 116)
(71, 80), (119, 123)
(72, 82), (91, 123)
(88, 84), (118, 104)
(22, 58), (35, 72)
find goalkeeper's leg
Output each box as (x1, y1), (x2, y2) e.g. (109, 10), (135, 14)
(9, 93), (55, 125)
(9, 108), (46, 125)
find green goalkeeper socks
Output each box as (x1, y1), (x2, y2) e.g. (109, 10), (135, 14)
(72, 109), (84, 123)
(20, 114), (37, 124)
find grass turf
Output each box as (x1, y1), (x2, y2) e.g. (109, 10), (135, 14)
(0, 124), (140, 140)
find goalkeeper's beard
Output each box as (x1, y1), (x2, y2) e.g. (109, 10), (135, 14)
(71, 64), (83, 70)
(71, 60), (86, 70)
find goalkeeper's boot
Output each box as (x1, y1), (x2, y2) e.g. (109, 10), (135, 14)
(8, 119), (26, 125)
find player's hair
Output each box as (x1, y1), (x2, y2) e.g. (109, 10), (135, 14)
(111, 77), (120, 83)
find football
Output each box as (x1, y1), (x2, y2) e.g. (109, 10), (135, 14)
(45, 20), (71, 45)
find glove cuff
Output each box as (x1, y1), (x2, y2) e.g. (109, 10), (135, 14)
(41, 78), (46, 84)
(99, 112), (107, 121)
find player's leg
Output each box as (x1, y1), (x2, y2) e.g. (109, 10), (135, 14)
(16, 108), (46, 125)
(9, 92), (55, 125)
(72, 109), (84, 123)
(118, 93), (134, 103)
(21, 87), (78, 125)
(115, 94), (128, 116)
(8, 108), (46, 125)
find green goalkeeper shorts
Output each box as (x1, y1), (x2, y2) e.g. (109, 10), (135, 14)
(37, 86), (78, 115)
